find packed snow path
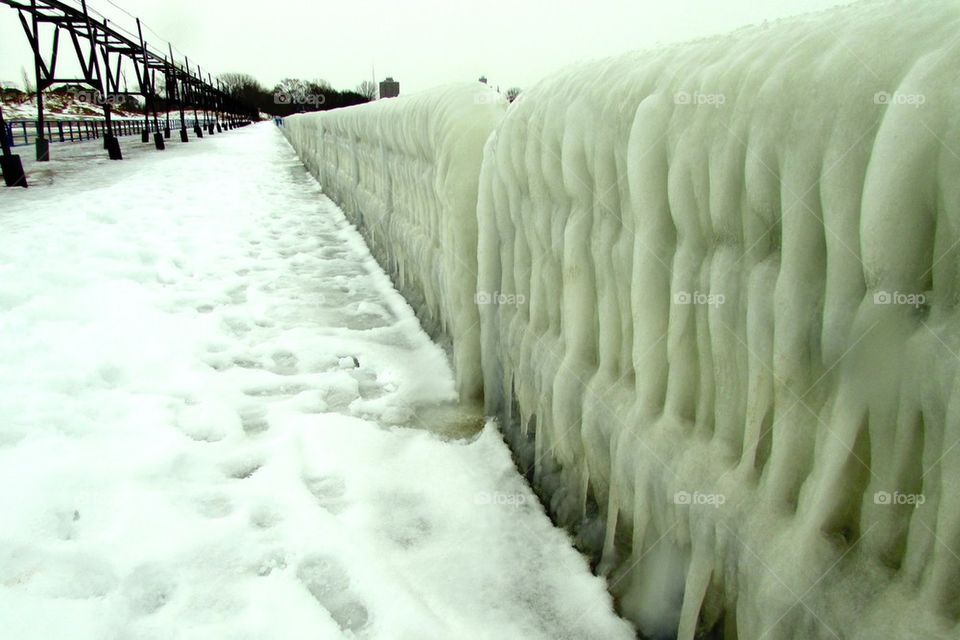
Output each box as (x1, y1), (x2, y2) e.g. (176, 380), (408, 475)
(0, 125), (632, 639)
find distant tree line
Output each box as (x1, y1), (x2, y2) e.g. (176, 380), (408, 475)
(218, 73), (371, 116)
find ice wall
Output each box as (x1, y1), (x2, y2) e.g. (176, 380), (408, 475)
(477, 1), (960, 638)
(283, 84), (506, 400)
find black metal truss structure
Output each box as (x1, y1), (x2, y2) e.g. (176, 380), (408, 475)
(1, 0), (257, 186)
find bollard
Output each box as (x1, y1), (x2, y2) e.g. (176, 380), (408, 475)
(106, 135), (123, 160)
(153, 132), (165, 150)
(141, 130), (149, 143)
(164, 126), (170, 139)
(1, 154), (28, 188)
(180, 127), (189, 142)
(36, 138), (50, 162)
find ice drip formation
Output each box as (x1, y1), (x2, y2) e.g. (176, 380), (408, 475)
(282, 1), (960, 636)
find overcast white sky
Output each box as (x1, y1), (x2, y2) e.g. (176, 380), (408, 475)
(1, 0), (852, 94)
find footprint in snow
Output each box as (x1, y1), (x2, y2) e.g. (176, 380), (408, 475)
(239, 406), (270, 435)
(296, 555), (370, 632)
(123, 563), (177, 615)
(222, 455), (263, 480)
(249, 503), (282, 530)
(270, 350), (300, 375)
(195, 493), (233, 518)
(304, 475), (347, 514)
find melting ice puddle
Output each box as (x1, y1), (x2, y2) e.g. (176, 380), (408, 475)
(395, 401), (487, 440)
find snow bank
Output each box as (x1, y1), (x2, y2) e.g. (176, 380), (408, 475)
(282, 85), (506, 400)
(477, 2), (960, 638)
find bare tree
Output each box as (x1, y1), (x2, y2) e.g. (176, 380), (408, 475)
(205, 72), (369, 116)
(274, 78), (307, 97)
(506, 87), (522, 103)
(219, 72), (262, 95)
(21, 66), (34, 95)
(309, 78), (332, 92)
(356, 80), (377, 100)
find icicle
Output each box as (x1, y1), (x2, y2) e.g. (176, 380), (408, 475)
(677, 535), (713, 640)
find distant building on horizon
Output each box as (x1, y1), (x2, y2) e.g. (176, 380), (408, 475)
(379, 77), (400, 99)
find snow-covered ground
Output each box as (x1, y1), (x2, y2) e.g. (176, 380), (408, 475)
(2, 92), (143, 121)
(0, 124), (633, 639)
(282, 85), (507, 401)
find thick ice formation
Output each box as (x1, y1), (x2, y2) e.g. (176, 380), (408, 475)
(478, 2), (960, 638)
(283, 85), (506, 401)
(281, 3), (960, 636)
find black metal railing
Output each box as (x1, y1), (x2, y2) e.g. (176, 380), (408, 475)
(4, 116), (220, 148)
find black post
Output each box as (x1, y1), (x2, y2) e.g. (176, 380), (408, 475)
(215, 79), (223, 132)
(137, 20), (150, 143)
(186, 58), (202, 138)
(207, 73), (216, 134)
(0, 109), (28, 187)
(198, 65), (212, 135)
(136, 20), (164, 150)
(136, 22), (150, 143)
(162, 56), (171, 139)
(82, 3), (121, 160)
(100, 22), (120, 158)
(29, 0), (49, 161)
(169, 44), (188, 142)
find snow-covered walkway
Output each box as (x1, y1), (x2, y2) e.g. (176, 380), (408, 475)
(0, 125), (632, 639)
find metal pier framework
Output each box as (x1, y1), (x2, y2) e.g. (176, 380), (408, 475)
(0, 0), (257, 187)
